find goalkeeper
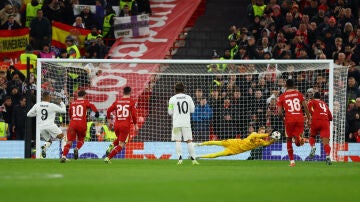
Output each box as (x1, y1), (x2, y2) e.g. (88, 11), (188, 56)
(196, 127), (279, 158)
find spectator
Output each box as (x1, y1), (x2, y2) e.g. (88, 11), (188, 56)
(135, 0), (151, 15)
(19, 44), (38, 68)
(102, 6), (116, 39)
(24, 0), (42, 27)
(192, 97), (213, 140)
(346, 76), (360, 108)
(1, 96), (13, 139)
(0, 3), (21, 26)
(78, 5), (98, 29)
(347, 97), (360, 142)
(0, 14), (21, 30)
(303, 0), (318, 17)
(217, 97), (236, 139)
(29, 9), (51, 50)
(119, 4), (133, 17)
(65, 36), (80, 59)
(38, 43), (56, 58)
(61, 0), (75, 25)
(96, 37), (109, 58)
(11, 96), (26, 140)
(119, 0), (138, 14)
(251, 89), (267, 125)
(73, 16), (85, 28)
(42, 0), (64, 23)
(95, 0), (105, 28)
(348, 64), (360, 84)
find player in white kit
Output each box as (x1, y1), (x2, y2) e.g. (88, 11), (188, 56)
(27, 92), (66, 158)
(168, 82), (199, 165)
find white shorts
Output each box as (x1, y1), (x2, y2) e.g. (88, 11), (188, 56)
(40, 124), (63, 141)
(171, 127), (193, 142)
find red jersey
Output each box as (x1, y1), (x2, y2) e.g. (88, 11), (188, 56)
(107, 97), (137, 126)
(69, 99), (98, 125)
(277, 90), (305, 123)
(307, 99), (332, 121)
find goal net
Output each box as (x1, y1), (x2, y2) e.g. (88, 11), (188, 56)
(33, 59), (347, 162)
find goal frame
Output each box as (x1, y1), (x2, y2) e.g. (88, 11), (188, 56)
(36, 58), (341, 160)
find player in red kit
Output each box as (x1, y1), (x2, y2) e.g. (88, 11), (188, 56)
(307, 92), (333, 165)
(277, 79), (311, 167)
(60, 90), (99, 163)
(104, 86), (138, 163)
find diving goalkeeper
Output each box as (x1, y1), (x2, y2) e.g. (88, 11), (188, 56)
(196, 127), (280, 158)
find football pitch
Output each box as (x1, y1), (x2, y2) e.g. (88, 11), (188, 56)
(0, 159), (358, 202)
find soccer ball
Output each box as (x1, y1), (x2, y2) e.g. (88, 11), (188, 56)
(270, 131), (281, 140)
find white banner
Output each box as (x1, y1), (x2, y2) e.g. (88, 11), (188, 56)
(73, 5), (120, 17)
(114, 14), (150, 38)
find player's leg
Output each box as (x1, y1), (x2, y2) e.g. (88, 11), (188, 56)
(285, 123), (295, 166)
(40, 129), (52, 158)
(183, 127), (199, 165)
(62, 126), (76, 162)
(105, 125), (129, 163)
(198, 140), (224, 146)
(170, 127), (183, 164)
(106, 137), (119, 156)
(74, 125), (87, 160)
(294, 122), (305, 147)
(320, 122), (332, 165)
(308, 124), (318, 159)
(199, 148), (233, 158)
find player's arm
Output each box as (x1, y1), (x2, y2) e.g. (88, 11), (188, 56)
(262, 139), (276, 146)
(277, 106), (284, 119)
(189, 97), (195, 113)
(27, 104), (37, 117)
(301, 100), (311, 120)
(131, 103), (138, 131)
(51, 102), (66, 113)
(326, 104), (333, 121)
(106, 102), (115, 119)
(168, 99), (174, 116)
(249, 132), (269, 139)
(88, 102), (99, 118)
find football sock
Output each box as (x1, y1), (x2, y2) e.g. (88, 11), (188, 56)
(287, 140), (294, 161)
(175, 141), (182, 158)
(309, 136), (316, 147)
(62, 143), (71, 157)
(108, 145), (123, 159)
(76, 141), (84, 150)
(324, 144), (331, 156)
(60, 138), (66, 152)
(187, 142), (196, 159)
(44, 142), (52, 151)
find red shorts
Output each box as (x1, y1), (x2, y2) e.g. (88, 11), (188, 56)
(114, 124), (131, 142)
(67, 123), (86, 141)
(285, 121), (304, 138)
(310, 119), (330, 138)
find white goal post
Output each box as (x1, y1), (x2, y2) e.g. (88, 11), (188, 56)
(35, 58), (347, 161)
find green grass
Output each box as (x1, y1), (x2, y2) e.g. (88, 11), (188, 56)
(0, 159), (358, 202)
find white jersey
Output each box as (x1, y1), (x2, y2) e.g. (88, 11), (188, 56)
(27, 101), (66, 128)
(168, 93), (195, 128)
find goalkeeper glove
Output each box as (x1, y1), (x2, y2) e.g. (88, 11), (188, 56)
(95, 112), (100, 118)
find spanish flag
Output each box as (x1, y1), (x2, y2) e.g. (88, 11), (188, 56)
(0, 62), (31, 78)
(52, 21), (90, 51)
(0, 28), (29, 60)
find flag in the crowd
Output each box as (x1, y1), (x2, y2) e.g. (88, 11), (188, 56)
(114, 14), (150, 39)
(51, 21), (90, 51)
(0, 62), (31, 78)
(0, 28), (29, 60)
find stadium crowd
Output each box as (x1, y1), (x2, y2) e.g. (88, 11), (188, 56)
(0, 0), (359, 145)
(201, 0), (360, 142)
